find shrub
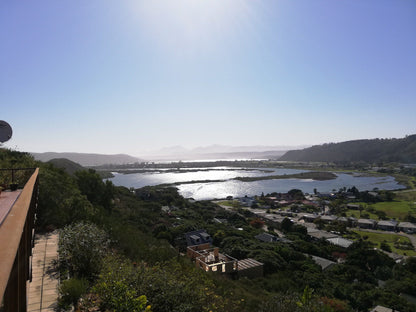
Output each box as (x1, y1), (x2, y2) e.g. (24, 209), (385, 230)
(59, 278), (88, 309)
(59, 222), (109, 280)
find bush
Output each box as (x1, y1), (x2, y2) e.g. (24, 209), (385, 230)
(59, 278), (88, 309)
(59, 222), (109, 280)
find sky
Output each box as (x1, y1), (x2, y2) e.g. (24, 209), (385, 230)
(1, 0), (415, 156)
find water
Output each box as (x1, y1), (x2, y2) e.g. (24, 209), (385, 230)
(108, 167), (404, 200)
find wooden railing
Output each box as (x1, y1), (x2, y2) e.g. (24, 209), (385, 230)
(0, 168), (39, 312)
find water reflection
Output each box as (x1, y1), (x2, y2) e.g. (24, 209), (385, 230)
(108, 167), (404, 200)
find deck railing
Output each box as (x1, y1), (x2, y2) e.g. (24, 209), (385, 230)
(0, 168), (39, 312)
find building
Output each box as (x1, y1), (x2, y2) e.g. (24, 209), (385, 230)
(370, 305), (400, 312)
(326, 237), (353, 248)
(307, 228), (338, 240)
(398, 222), (416, 234)
(185, 230), (213, 246)
(320, 215), (337, 223)
(188, 246), (238, 274)
(237, 258), (264, 278)
(187, 245), (263, 279)
(309, 255), (336, 271)
(239, 196), (256, 207)
(357, 219), (377, 229)
(255, 232), (291, 244)
(301, 214), (319, 223)
(377, 220), (398, 232)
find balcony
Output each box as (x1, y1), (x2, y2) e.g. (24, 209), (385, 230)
(0, 168), (39, 312)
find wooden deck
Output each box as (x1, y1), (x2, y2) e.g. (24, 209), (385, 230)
(0, 190), (22, 225)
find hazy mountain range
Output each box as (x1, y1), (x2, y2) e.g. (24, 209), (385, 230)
(32, 152), (142, 166)
(140, 144), (308, 161)
(32, 135), (416, 166)
(32, 145), (307, 165)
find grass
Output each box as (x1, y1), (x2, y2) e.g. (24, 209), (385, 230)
(351, 230), (416, 256)
(344, 209), (378, 220)
(392, 174), (416, 189)
(214, 200), (235, 207)
(350, 201), (416, 221)
(395, 189), (416, 202)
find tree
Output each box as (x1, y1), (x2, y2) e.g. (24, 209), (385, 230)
(75, 169), (115, 211)
(288, 189), (305, 200)
(281, 217), (294, 233)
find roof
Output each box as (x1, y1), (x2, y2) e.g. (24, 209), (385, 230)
(337, 217), (348, 222)
(309, 255), (336, 270)
(301, 214), (319, 220)
(238, 258), (263, 271)
(185, 230), (212, 246)
(255, 233), (279, 243)
(327, 237), (353, 248)
(321, 215), (337, 221)
(358, 219), (377, 225)
(307, 228), (338, 239)
(377, 220), (398, 227)
(398, 222), (416, 229)
(370, 305), (398, 312)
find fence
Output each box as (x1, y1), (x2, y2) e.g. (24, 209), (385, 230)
(0, 168), (39, 311)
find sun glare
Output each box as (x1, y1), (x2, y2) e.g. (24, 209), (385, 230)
(131, 0), (251, 56)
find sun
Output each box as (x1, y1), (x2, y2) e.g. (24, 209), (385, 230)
(129, 0), (253, 56)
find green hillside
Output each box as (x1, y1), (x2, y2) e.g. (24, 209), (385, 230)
(279, 135), (416, 163)
(47, 158), (84, 176)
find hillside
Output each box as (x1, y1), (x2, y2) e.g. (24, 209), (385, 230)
(279, 135), (416, 163)
(32, 152), (141, 166)
(47, 158), (84, 176)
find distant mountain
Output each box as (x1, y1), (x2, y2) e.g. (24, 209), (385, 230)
(32, 152), (141, 166)
(47, 158), (85, 175)
(141, 145), (307, 161)
(279, 135), (416, 163)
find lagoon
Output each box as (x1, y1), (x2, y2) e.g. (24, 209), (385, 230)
(108, 167), (404, 200)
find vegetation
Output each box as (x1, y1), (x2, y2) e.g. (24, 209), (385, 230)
(2, 147), (416, 311)
(350, 231), (416, 257)
(280, 135), (416, 163)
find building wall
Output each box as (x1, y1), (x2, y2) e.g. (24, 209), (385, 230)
(238, 266), (263, 279)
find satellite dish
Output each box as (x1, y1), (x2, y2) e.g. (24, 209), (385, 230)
(0, 121), (13, 143)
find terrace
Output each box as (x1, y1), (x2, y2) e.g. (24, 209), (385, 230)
(0, 168), (38, 311)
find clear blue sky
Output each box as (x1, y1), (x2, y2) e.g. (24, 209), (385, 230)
(1, 0), (415, 155)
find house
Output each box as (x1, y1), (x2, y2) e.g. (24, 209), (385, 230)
(309, 255), (336, 271)
(348, 217), (358, 227)
(398, 222), (416, 234)
(357, 219), (377, 229)
(377, 220), (398, 232)
(307, 228), (338, 240)
(337, 216), (349, 224)
(239, 196), (256, 207)
(213, 217), (228, 224)
(347, 204), (360, 210)
(263, 214), (285, 225)
(370, 305), (399, 312)
(188, 246), (238, 274)
(255, 233), (279, 243)
(255, 232), (292, 244)
(185, 230), (213, 246)
(161, 206), (170, 213)
(320, 215), (337, 223)
(326, 237), (353, 248)
(187, 245), (263, 278)
(301, 214), (319, 223)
